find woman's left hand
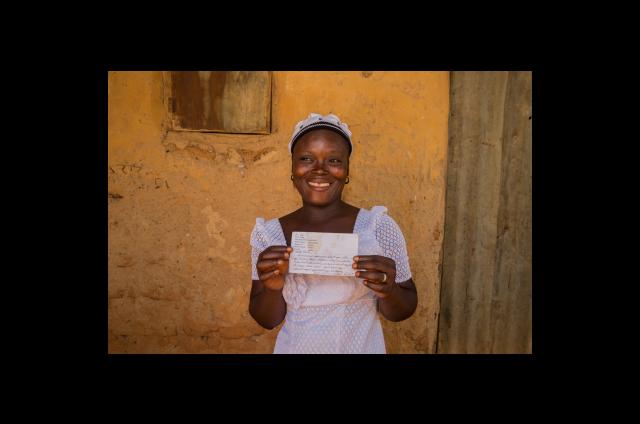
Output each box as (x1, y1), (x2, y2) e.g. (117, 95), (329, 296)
(353, 255), (397, 298)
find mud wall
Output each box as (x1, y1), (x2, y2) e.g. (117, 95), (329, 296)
(108, 71), (449, 353)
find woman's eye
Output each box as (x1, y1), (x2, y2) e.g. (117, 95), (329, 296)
(300, 157), (312, 162)
(329, 159), (342, 164)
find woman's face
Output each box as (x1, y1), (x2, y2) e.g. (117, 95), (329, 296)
(291, 129), (350, 206)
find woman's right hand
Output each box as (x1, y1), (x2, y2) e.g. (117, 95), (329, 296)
(256, 246), (293, 291)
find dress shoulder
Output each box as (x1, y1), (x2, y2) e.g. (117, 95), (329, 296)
(369, 207), (413, 283)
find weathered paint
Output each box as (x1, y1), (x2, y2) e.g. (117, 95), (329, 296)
(108, 71), (449, 353)
(169, 71), (271, 133)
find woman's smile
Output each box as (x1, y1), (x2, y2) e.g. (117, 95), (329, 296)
(306, 179), (333, 191)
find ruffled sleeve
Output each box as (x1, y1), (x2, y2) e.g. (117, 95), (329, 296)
(249, 217), (308, 309)
(250, 218), (270, 281)
(372, 208), (413, 283)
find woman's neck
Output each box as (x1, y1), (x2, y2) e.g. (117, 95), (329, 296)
(298, 200), (350, 224)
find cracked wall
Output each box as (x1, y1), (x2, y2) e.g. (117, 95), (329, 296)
(108, 71), (449, 353)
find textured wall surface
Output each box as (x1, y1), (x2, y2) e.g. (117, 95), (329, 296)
(108, 71), (449, 353)
(438, 71), (532, 353)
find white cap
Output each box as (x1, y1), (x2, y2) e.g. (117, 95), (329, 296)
(288, 113), (353, 155)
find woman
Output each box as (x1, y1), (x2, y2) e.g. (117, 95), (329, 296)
(249, 113), (418, 354)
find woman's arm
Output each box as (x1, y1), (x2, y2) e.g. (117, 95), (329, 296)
(248, 245), (291, 329)
(249, 279), (287, 329)
(354, 256), (418, 322)
(377, 278), (418, 322)
(363, 213), (417, 322)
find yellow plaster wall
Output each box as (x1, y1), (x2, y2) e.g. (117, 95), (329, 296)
(108, 71), (449, 353)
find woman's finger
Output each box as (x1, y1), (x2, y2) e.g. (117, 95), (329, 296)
(256, 258), (285, 271)
(260, 250), (291, 260)
(355, 270), (389, 283)
(353, 259), (394, 275)
(352, 257), (380, 268)
(258, 269), (281, 281)
(353, 255), (394, 267)
(260, 246), (291, 256)
(266, 246), (291, 252)
(363, 280), (387, 291)
(353, 255), (393, 264)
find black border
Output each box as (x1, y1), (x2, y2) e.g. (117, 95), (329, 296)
(92, 64), (550, 379)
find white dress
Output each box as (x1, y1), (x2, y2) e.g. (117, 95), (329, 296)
(250, 206), (412, 354)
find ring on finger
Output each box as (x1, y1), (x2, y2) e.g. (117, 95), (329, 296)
(381, 272), (387, 283)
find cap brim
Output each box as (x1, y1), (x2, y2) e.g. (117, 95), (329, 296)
(289, 123), (352, 154)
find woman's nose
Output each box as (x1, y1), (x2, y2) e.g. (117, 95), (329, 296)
(311, 159), (329, 172)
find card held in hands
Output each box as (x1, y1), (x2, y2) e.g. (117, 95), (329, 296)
(288, 231), (359, 277)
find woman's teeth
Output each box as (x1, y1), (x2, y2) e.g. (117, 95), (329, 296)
(308, 182), (330, 187)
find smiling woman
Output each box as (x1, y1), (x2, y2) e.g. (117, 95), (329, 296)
(291, 129), (349, 206)
(248, 113), (418, 354)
